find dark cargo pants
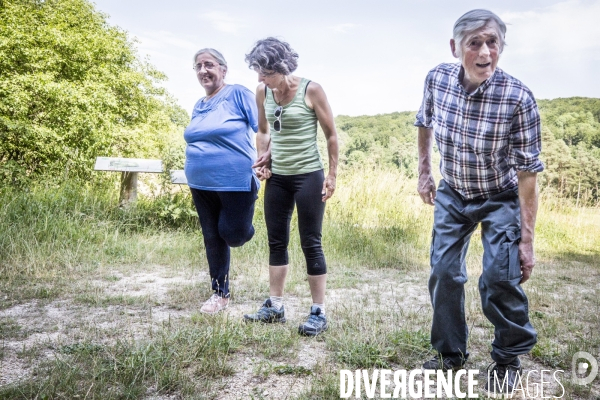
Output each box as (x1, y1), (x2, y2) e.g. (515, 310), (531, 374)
(429, 180), (537, 365)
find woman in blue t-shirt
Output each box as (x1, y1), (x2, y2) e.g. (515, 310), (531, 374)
(183, 48), (259, 314)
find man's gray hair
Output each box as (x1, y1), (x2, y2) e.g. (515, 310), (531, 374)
(245, 37), (299, 75)
(453, 9), (507, 54)
(193, 48), (228, 72)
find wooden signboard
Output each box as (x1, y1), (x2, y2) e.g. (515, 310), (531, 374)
(170, 170), (188, 185)
(94, 157), (163, 206)
(94, 157), (163, 173)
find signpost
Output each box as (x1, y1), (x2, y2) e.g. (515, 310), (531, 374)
(94, 157), (163, 206)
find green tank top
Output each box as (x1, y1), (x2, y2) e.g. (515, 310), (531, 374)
(265, 77), (323, 175)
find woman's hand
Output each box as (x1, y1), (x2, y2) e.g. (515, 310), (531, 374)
(252, 149), (271, 169)
(322, 174), (336, 202)
(256, 166), (272, 181)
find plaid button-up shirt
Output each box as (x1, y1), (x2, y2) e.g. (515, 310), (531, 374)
(415, 63), (543, 200)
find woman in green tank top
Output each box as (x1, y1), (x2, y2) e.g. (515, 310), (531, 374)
(242, 37), (339, 337)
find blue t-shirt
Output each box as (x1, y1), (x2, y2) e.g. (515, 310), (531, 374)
(184, 84), (259, 191)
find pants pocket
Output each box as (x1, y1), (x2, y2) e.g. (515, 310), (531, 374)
(497, 230), (521, 281)
(429, 230), (436, 264)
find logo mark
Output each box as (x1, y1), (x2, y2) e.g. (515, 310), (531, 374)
(572, 351), (598, 385)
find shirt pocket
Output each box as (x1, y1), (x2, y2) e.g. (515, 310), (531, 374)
(472, 118), (512, 154)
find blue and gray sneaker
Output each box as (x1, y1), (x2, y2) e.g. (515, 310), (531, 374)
(298, 306), (328, 336)
(243, 299), (286, 323)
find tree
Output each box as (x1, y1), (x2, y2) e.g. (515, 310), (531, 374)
(0, 0), (187, 185)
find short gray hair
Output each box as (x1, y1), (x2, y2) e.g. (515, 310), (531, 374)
(245, 37), (298, 75)
(193, 48), (228, 72)
(453, 9), (507, 54)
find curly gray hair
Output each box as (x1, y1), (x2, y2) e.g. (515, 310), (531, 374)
(453, 9), (507, 55)
(245, 37), (298, 75)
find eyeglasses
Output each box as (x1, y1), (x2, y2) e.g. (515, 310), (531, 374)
(193, 62), (218, 72)
(273, 106), (283, 132)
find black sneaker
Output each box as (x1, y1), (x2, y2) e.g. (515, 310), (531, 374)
(483, 358), (523, 399)
(422, 355), (466, 371)
(298, 306), (328, 336)
(243, 299), (286, 323)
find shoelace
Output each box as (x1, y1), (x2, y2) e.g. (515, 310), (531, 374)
(208, 294), (220, 303)
(257, 305), (276, 317)
(306, 313), (323, 325)
(486, 362), (509, 380)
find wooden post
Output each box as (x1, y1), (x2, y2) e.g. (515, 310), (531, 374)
(119, 171), (139, 207)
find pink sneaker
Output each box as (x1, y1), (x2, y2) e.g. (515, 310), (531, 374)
(200, 294), (229, 314)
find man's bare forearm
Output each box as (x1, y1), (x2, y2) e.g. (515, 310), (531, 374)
(517, 171), (539, 244)
(418, 126), (433, 176)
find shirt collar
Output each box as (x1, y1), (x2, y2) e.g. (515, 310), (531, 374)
(454, 64), (499, 95)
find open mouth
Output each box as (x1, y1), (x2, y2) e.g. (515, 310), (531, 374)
(476, 63), (491, 68)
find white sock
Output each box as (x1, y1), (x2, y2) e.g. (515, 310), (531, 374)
(312, 303), (325, 315)
(270, 296), (284, 310)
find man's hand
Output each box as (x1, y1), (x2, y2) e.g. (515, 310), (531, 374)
(519, 240), (535, 283)
(322, 174), (336, 202)
(418, 172), (437, 205)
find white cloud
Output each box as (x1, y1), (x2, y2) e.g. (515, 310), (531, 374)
(497, 0), (600, 101)
(134, 30), (197, 52)
(199, 11), (248, 34)
(329, 23), (359, 33)
(501, 0), (600, 54)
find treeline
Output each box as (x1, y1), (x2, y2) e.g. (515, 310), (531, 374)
(336, 111), (420, 176)
(335, 97), (600, 206)
(0, 0), (188, 186)
(537, 98), (600, 205)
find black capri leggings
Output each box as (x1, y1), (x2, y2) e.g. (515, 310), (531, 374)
(264, 170), (327, 275)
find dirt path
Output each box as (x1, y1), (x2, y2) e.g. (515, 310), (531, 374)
(0, 266), (594, 399)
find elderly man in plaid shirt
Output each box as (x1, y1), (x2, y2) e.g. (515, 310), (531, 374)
(415, 9), (543, 397)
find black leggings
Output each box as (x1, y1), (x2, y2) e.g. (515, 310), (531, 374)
(190, 179), (257, 297)
(264, 170), (327, 275)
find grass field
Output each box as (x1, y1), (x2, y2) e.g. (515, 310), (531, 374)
(1, 169), (599, 399)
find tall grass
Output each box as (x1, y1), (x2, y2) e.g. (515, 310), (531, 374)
(324, 168), (432, 270)
(3, 169), (593, 279)
(0, 180), (197, 272)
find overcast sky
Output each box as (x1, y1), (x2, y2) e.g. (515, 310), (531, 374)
(92, 0), (600, 117)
